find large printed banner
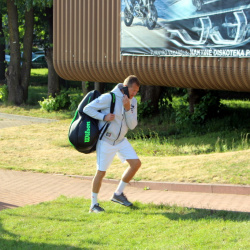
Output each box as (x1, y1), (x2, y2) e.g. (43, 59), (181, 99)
(121, 0), (250, 57)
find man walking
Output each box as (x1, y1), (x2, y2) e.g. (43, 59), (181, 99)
(83, 75), (141, 213)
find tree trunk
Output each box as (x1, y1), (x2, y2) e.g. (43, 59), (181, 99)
(94, 82), (105, 93)
(0, 12), (5, 81)
(6, 0), (23, 105)
(187, 88), (207, 113)
(140, 85), (162, 112)
(46, 48), (59, 97)
(45, 6), (60, 97)
(21, 7), (34, 102)
(82, 81), (92, 96)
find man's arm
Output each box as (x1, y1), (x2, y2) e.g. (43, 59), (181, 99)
(83, 93), (113, 121)
(124, 98), (138, 130)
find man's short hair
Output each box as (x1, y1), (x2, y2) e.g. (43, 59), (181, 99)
(123, 75), (140, 88)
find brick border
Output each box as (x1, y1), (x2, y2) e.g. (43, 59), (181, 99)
(63, 175), (250, 195)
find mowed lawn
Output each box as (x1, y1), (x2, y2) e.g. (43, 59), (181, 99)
(0, 197), (249, 249)
(0, 120), (249, 185)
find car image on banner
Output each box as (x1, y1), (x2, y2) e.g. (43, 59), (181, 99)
(121, 0), (250, 57)
(31, 55), (47, 68)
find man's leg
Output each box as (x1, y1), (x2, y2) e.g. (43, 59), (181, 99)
(92, 170), (106, 194)
(122, 159), (141, 183)
(90, 140), (116, 212)
(89, 170), (106, 213)
(114, 159), (141, 194)
(112, 159), (141, 206)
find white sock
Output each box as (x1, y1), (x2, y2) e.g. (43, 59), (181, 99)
(115, 180), (127, 195)
(91, 192), (98, 208)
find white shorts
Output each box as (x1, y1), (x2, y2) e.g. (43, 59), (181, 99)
(96, 138), (139, 171)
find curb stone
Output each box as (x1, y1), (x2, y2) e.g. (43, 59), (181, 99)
(62, 175), (250, 196)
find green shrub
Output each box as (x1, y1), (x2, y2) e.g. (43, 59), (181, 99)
(175, 92), (220, 125)
(55, 90), (70, 109)
(137, 100), (155, 120)
(38, 96), (58, 112)
(38, 90), (70, 112)
(69, 93), (83, 113)
(0, 84), (8, 103)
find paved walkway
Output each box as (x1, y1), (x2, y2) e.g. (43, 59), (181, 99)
(1, 169), (249, 213)
(0, 113), (249, 213)
(0, 112), (57, 129)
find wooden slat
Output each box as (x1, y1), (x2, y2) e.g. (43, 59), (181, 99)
(53, 0), (250, 92)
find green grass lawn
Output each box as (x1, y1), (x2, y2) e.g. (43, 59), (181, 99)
(29, 68), (48, 86)
(0, 120), (249, 185)
(0, 196), (249, 249)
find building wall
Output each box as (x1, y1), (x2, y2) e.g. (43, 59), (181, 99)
(53, 0), (250, 92)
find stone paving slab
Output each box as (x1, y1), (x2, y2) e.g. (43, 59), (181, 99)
(0, 169), (249, 213)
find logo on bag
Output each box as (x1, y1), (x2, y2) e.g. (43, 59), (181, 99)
(84, 121), (91, 142)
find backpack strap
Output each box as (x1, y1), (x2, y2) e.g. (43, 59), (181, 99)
(110, 92), (115, 114)
(100, 92), (116, 140)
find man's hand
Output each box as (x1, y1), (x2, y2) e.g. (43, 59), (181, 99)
(104, 113), (115, 121)
(123, 95), (130, 111)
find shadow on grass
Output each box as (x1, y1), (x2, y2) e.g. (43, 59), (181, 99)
(143, 203), (250, 222)
(27, 86), (48, 105)
(107, 201), (250, 222)
(0, 239), (84, 250)
(0, 202), (19, 210)
(0, 217), (90, 250)
(163, 209), (250, 222)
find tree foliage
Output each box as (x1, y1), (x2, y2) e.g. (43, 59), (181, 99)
(3, 0), (53, 105)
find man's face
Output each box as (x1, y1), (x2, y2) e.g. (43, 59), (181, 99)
(128, 82), (140, 99)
